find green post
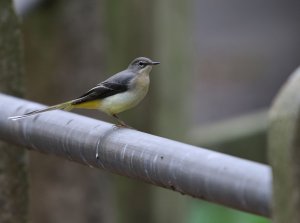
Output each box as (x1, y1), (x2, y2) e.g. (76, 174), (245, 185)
(0, 1), (28, 222)
(152, 0), (192, 222)
(269, 67), (300, 222)
(104, 1), (156, 222)
(23, 1), (115, 222)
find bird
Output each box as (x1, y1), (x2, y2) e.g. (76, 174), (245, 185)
(9, 57), (160, 127)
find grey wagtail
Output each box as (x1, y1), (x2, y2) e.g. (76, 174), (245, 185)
(9, 57), (160, 127)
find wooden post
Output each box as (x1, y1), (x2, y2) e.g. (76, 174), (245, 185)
(152, 1), (193, 222)
(23, 1), (114, 222)
(104, 1), (156, 222)
(0, 0), (28, 222)
(153, 0), (192, 139)
(269, 67), (300, 222)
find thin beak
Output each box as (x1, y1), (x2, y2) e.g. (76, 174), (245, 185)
(151, 61), (160, 65)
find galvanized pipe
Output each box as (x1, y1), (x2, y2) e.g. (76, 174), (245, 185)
(0, 93), (272, 217)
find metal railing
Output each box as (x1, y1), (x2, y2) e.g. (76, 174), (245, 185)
(0, 93), (271, 217)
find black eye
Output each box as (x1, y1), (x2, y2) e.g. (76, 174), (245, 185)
(138, 61), (145, 67)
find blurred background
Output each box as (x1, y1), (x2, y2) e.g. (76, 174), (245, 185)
(12, 0), (300, 222)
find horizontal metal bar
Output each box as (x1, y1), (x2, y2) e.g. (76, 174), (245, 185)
(0, 93), (272, 217)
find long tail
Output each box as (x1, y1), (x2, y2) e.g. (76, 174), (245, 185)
(8, 101), (74, 121)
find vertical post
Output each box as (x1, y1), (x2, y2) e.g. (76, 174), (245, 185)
(153, 0), (193, 139)
(23, 1), (114, 222)
(0, 0), (28, 222)
(269, 67), (300, 222)
(104, 1), (156, 222)
(152, 0), (193, 222)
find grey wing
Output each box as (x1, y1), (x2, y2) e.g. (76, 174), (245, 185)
(99, 69), (135, 86)
(71, 70), (135, 105)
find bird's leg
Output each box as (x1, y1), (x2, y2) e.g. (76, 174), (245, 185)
(112, 114), (132, 128)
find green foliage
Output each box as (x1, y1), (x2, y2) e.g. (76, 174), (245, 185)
(188, 200), (269, 223)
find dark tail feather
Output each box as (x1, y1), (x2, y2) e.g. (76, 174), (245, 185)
(8, 101), (74, 121)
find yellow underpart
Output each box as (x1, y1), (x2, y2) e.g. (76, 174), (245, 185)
(73, 100), (102, 109)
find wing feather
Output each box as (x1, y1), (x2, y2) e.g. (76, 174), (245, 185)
(71, 70), (134, 105)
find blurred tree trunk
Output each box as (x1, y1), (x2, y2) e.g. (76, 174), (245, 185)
(104, 1), (156, 223)
(0, 0), (28, 222)
(153, 0), (193, 139)
(23, 1), (114, 223)
(152, 0), (193, 222)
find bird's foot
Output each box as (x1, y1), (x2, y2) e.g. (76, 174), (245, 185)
(113, 123), (134, 129)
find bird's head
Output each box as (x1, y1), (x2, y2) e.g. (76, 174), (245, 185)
(128, 57), (160, 74)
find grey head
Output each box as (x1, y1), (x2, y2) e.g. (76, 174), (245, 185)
(127, 57), (160, 73)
